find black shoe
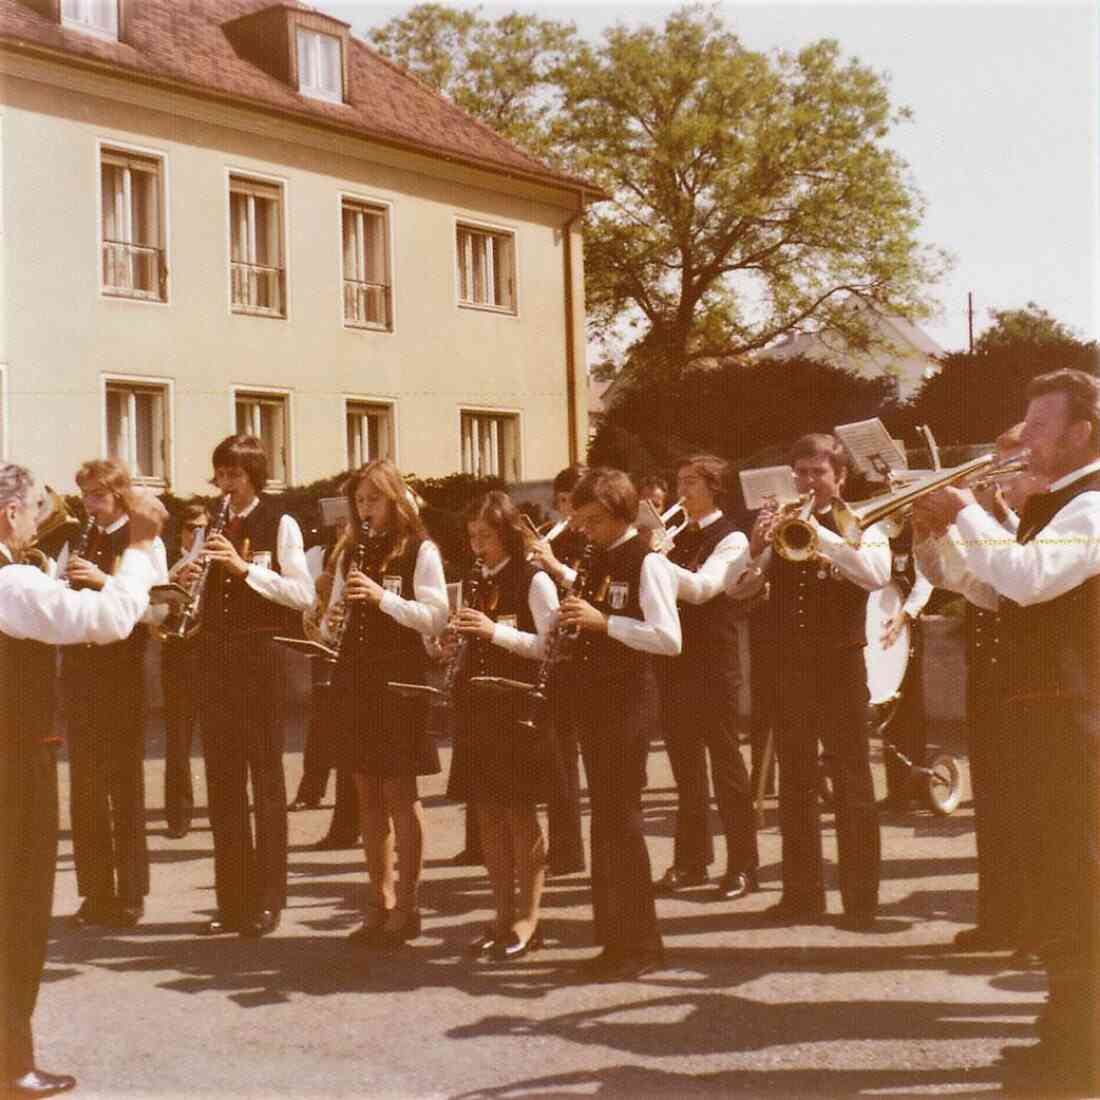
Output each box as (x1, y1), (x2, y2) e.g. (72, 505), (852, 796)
(465, 925), (498, 957)
(198, 915), (241, 936)
(762, 899), (826, 924)
(8, 1069), (77, 1097)
(953, 925), (1013, 951)
(70, 898), (114, 928)
(597, 950), (665, 982)
(715, 870), (757, 902)
(287, 798), (320, 812)
(109, 903), (144, 929)
(653, 866), (708, 894)
(165, 827), (189, 839)
(348, 913), (391, 948)
(241, 909), (280, 938)
(491, 925), (545, 962)
(379, 908), (421, 946)
(313, 834), (359, 851)
(834, 912), (876, 932)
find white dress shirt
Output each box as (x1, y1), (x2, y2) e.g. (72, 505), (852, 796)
(229, 498), (314, 612)
(484, 557), (559, 661)
(0, 542), (156, 645)
(603, 527), (682, 656)
(667, 510), (750, 605)
(942, 457), (1100, 607)
(324, 539), (448, 638)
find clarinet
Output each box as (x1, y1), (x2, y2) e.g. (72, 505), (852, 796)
(160, 494), (231, 641)
(518, 543), (596, 729)
(314, 522), (373, 687)
(62, 515), (96, 588)
(439, 560), (483, 709)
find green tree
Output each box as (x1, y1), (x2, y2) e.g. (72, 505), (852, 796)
(974, 300), (1081, 354)
(366, 4), (577, 160)
(557, 6), (946, 380)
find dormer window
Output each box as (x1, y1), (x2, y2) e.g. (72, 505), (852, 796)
(61, 0), (118, 39)
(297, 28), (342, 103)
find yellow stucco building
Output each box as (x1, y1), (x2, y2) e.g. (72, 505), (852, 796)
(0, 0), (594, 496)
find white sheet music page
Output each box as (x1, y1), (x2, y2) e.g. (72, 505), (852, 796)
(834, 419), (907, 481)
(739, 466), (799, 511)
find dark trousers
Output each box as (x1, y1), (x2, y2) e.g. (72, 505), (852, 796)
(63, 651), (149, 906)
(776, 644), (880, 916)
(545, 711), (585, 874)
(659, 666), (757, 876)
(200, 640), (288, 921)
(565, 677), (662, 956)
(161, 650), (198, 834)
(883, 625), (927, 802)
(1, 740), (58, 1078)
(749, 619), (778, 796)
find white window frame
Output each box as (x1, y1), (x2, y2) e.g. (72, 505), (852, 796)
(231, 386), (294, 490)
(96, 139), (169, 306)
(61, 0), (119, 40)
(459, 407), (523, 482)
(453, 217), (519, 317)
(0, 365), (8, 461)
(344, 397), (398, 468)
(338, 192), (395, 333)
(225, 168), (290, 320)
(100, 373), (174, 489)
(296, 27), (343, 104)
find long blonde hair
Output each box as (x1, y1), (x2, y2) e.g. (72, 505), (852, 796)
(337, 459), (426, 575)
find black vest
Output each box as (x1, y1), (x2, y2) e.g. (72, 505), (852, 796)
(1004, 471), (1100, 702)
(205, 497), (295, 638)
(62, 519), (144, 666)
(888, 527), (917, 600)
(550, 526), (588, 577)
(769, 508), (869, 648)
(583, 533), (651, 683)
(665, 514), (740, 676)
(337, 535), (427, 681)
(468, 556), (542, 685)
(0, 559), (57, 752)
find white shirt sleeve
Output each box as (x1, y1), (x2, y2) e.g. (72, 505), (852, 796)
(902, 564), (934, 619)
(138, 536), (170, 625)
(556, 564), (578, 590)
(491, 571), (559, 661)
(670, 529), (750, 605)
(378, 540), (449, 637)
(0, 548), (155, 645)
(812, 519), (892, 591)
(243, 514), (315, 612)
(914, 527), (1000, 612)
(952, 493), (1100, 606)
(607, 552), (682, 656)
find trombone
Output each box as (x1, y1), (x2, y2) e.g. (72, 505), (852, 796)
(832, 450), (1031, 548)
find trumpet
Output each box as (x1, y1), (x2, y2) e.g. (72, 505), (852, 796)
(832, 449), (1031, 548)
(771, 491), (819, 563)
(660, 496), (687, 525)
(155, 494), (231, 642)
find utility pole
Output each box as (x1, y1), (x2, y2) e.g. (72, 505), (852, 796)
(967, 291), (975, 353)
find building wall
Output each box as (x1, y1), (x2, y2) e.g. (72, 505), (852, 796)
(0, 63), (586, 494)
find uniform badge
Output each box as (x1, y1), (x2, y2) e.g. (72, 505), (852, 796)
(608, 581), (629, 610)
(251, 551), (272, 570)
(497, 614), (517, 628)
(382, 575), (403, 596)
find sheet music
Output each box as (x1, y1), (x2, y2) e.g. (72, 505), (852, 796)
(834, 419), (907, 480)
(318, 496), (350, 528)
(636, 499), (665, 532)
(738, 466), (799, 511)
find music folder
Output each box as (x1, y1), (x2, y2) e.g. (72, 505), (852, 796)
(148, 582), (191, 609)
(272, 637), (338, 661)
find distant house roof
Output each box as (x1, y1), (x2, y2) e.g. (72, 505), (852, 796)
(0, 0), (598, 197)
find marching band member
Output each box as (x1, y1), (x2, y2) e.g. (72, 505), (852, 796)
(61, 459), (167, 930)
(731, 435), (890, 930)
(1, 464), (165, 1099)
(320, 460), (448, 948)
(638, 475), (669, 515)
(913, 369), (1100, 1095)
(450, 491), (563, 960)
(161, 502), (208, 839)
(652, 455), (758, 901)
(528, 463), (588, 877)
(558, 468), (681, 980)
(175, 435), (314, 939)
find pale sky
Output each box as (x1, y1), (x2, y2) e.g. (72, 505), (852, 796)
(325, 1), (1099, 355)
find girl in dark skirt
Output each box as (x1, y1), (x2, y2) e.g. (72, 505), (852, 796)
(317, 460), (448, 946)
(450, 491), (564, 961)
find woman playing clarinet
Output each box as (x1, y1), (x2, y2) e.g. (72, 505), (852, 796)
(319, 460), (448, 947)
(449, 491), (564, 961)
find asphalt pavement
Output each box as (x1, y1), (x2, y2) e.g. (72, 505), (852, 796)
(38, 721), (1040, 1099)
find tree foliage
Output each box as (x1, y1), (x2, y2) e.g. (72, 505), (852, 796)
(366, 3), (576, 160)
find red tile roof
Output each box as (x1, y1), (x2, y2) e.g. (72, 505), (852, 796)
(0, 0), (594, 195)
